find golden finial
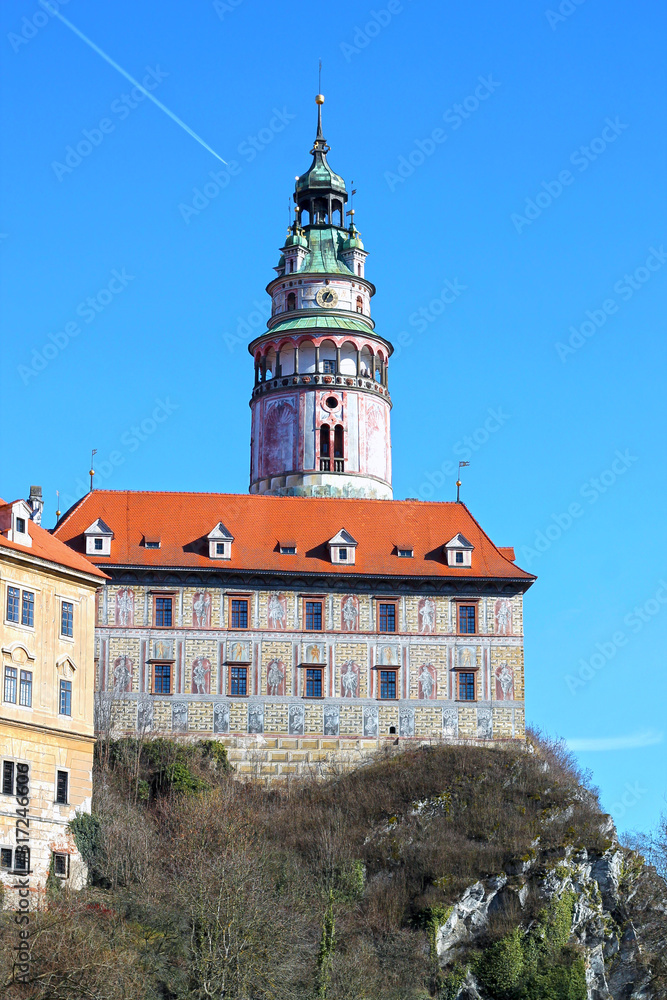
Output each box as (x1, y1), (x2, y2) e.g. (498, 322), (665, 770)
(316, 94), (324, 105)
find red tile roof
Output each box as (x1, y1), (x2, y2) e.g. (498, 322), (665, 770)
(52, 491), (534, 584)
(0, 501), (108, 580)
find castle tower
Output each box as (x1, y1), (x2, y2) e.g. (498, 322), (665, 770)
(248, 96), (393, 499)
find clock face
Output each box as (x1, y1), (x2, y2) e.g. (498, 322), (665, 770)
(316, 287), (338, 308)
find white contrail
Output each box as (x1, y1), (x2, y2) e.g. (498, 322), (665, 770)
(566, 730), (664, 752)
(44, 4), (227, 164)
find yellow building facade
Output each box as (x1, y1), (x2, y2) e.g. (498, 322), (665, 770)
(0, 491), (106, 904)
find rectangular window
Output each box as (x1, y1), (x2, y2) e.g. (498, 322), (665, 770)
(153, 664), (171, 695)
(0, 847), (12, 869)
(53, 852), (70, 878)
(322, 359), (336, 374)
(216, 542), (225, 555)
(397, 548), (413, 558)
(2, 761), (14, 795)
(378, 603), (397, 633)
(380, 670), (397, 700)
(145, 540), (160, 549)
(16, 517), (26, 533)
(230, 666), (247, 696)
(458, 604), (476, 634)
(455, 551), (464, 564)
(4, 667), (17, 704)
(19, 670), (32, 708)
(7, 587), (19, 623)
(59, 679), (72, 716)
(154, 597), (173, 628)
(56, 770), (68, 804)
(458, 672), (475, 701)
(305, 668), (323, 698)
(231, 599), (249, 629)
(94, 538), (103, 551)
(305, 601), (323, 631)
(61, 601), (74, 637)
(14, 846), (30, 872)
(338, 547), (348, 561)
(21, 591), (34, 627)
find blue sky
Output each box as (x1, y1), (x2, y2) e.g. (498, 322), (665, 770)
(1, 0), (665, 835)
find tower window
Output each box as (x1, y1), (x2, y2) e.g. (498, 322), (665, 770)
(333, 426), (344, 469)
(357, 264), (362, 276)
(59, 680), (72, 716)
(287, 292), (296, 311)
(289, 260), (294, 273)
(356, 296), (363, 313)
(320, 425), (331, 471)
(322, 359), (336, 374)
(56, 770), (69, 804)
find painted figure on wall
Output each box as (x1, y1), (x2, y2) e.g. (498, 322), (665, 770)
(341, 660), (360, 698)
(442, 707), (458, 738)
(267, 593), (287, 630)
(323, 706), (340, 736)
(363, 706), (378, 738)
(458, 646), (476, 670)
(267, 658), (285, 696)
(306, 644), (324, 664)
(289, 704), (305, 736)
(263, 398), (296, 476)
(172, 702), (188, 732)
(495, 599), (513, 636)
(399, 707), (415, 737)
(379, 645), (399, 666)
(193, 591), (212, 628)
(341, 595), (359, 632)
(495, 661), (514, 701)
(154, 639), (172, 660)
(477, 708), (493, 740)
(214, 703), (230, 733)
(248, 703), (264, 734)
(418, 597), (436, 634)
(112, 656), (133, 694)
(115, 588), (134, 627)
(191, 657), (211, 694)
(418, 663), (437, 700)
(230, 641), (250, 662)
(137, 698), (153, 733)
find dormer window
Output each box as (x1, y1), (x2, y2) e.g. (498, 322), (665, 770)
(328, 529), (357, 565)
(0, 500), (34, 547)
(207, 522), (234, 560)
(397, 546), (413, 558)
(84, 518), (114, 556)
(144, 538), (161, 550)
(16, 518), (25, 534)
(444, 533), (474, 568)
(279, 541), (297, 555)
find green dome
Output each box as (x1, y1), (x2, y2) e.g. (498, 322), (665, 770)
(341, 232), (364, 251)
(284, 231), (308, 249)
(296, 157), (346, 196)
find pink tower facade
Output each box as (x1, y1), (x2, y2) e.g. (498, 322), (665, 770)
(248, 98), (393, 500)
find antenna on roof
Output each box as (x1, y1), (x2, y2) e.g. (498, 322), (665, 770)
(55, 490), (61, 521)
(318, 58), (322, 95)
(89, 449), (97, 493)
(456, 461), (470, 503)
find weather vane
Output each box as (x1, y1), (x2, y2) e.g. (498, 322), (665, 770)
(456, 461), (470, 503)
(90, 449), (97, 493)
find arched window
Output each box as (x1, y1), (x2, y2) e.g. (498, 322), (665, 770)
(356, 296), (363, 313)
(287, 292), (296, 311)
(333, 425), (344, 470)
(319, 425), (330, 471)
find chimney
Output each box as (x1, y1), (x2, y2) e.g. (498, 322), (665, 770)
(28, 485), (43, 525)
